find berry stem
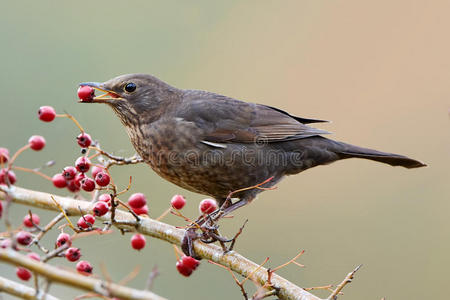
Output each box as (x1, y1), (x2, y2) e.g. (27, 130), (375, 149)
(8, 145), (31, 168)
(156, 207), (171, 221)
(12, 166), (52, 181)
(50, 196), (76, 232)
(172, 244), (181, 261)
(56, 113), (85, 133)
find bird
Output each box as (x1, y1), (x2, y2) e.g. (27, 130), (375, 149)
(80, 73), (425, 256)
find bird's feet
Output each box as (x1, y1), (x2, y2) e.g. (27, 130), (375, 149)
(180, 206), (249, 259)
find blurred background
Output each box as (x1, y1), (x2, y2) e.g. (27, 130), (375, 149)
(0, 1), (449, 299)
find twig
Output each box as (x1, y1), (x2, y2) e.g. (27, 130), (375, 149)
(12, 166), (53, 181)
(0, 275), (59, 300)
(228, 219), (248, 251)
(327, 265), (362, 300)
(42, 243), (69, 262)
(31, 213), (65, 249)
(145, 266), (160, 291)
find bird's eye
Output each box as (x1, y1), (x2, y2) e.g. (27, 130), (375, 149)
(124, 82), (136, 93)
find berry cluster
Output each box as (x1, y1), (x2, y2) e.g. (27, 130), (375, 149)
(176, 255), (200, 277)
(128, 193), (148, 215)
(2, 211), (94, 281)
(0, 100), (223, 287)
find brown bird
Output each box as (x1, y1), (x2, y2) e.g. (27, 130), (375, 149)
(80, 74), (425, 255)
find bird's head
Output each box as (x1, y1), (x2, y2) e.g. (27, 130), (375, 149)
(79, 74), (180, 125)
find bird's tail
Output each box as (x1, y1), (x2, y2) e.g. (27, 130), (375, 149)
(330, 139), (426, 169)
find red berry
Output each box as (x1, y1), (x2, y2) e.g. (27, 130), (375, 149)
(23, 214), (40, 228)
(66, 247), (81, 262)
(128, 193), (147, 209)
(93, 201), (109, 217)
(199, 199), (218, 214)
(81, 177), (95, 192)
(0, 147), (9, 164)
(0, 200), (2, 218)
(62, 166), (77, 180)
(77, 214), (95, 229)
(130, 234), (146, 250)
(28, 135), (46, 151)
(98, 194), (112, 207)
(16, 231), (32, 246)
(76, 260), (93, 275)
(171, 195), (186, 210)
(38, 106), (56, 122)
(0, 238), (11, 248)
(56, 232), (72, 247)
(75, 156), (91, 173)
(52, 173), (67, 188)
(94, 172), (110, 187)
(176, 260), (193, 277)
(16, 267), (32, 281)
(182, 256), (200, 270)
(0, 168), (17, 185)
(74, 172), (85, 186)
(77, 133), (92, 148)
(77, 86), (95, 102)
(91, 166), (103, 179)
(132, 205), (148, 215)
(27, 252), (40, 261)
(67, 179), (80, 193)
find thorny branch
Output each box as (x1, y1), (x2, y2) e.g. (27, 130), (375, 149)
(0, 185), (323, 300)
(327, 265), (362, 300)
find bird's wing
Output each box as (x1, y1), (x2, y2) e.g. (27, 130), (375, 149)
(177, 90), (329, 144)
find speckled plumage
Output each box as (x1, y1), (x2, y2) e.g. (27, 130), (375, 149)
(82, 74), (425, 205)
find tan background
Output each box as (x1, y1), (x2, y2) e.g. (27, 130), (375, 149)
(0, 1), (448, 299)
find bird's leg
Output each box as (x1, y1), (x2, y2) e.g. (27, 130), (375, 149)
(181, 196), (253, 258)
(212, 196), (253, 221)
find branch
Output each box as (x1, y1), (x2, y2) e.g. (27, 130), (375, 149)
(0, 185), (321, 300)
(327, 265), (361, 300)
(0, 275), (58, 300)
(0, 248), (166, 300)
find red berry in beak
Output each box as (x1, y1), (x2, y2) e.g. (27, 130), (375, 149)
(77, 86), (95, 102)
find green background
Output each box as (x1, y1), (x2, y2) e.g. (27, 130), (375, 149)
(0, 1), (449, 299)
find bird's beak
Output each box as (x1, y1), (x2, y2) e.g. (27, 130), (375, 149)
(78, 82), (124, 103)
